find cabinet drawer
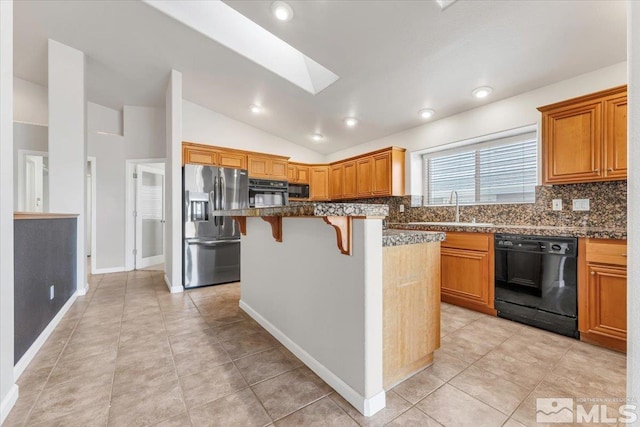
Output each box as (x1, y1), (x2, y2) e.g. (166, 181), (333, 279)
(441, 232), (490, 252)
(586, 240), (627, 266)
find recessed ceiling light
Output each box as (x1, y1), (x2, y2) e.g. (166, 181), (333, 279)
(344, 117), (358, 127)
(272, 1), (293, 22)
(472, 86), (493, 99)
(419, 109), (435, 119)
(249, 104), (263, 114)
(311, 133), (324, 142)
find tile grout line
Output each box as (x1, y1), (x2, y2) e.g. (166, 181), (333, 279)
(104, 274), (131, 427)
(20, 274), (105, 426)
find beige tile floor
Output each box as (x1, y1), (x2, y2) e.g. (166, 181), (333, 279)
(4, 270), (627, 426)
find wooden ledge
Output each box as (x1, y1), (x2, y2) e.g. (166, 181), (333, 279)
(323, 216), (352, 255)
(232, 216), (246, 235)
(14, 212), (80, 220)
(261, 216), (283, 242)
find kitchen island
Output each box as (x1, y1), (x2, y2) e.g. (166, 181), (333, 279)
(211, 203), (445, 416)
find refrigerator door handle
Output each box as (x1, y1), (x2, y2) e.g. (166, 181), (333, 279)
(219, 175), (225, 226)
(213, 176), (218, 226)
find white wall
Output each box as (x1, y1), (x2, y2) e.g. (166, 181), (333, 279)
(627, 2), (639, 421)
(13, 77), (47, 126)
(325, 62), (627, 193)
(165, 70), (183, 292)
(87, 103), (166, 271)
(182, 100), (324, 164)
(240, 217), (384, 416)
(47, 39), (87, 294)
(0, 1), (17, 423)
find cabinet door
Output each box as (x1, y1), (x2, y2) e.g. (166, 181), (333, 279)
(329, 165), (344, 200)
(441, 248), (491, 308)
(248, 156), (269, 178)
(310, 167), (330, 201)
(217, 151), (246, 169)
(356, 157), (373, 197)
(287, 165), (296, 182)
(270, 159), (289, 180)
(296, 166), (310, 183)
(604, 96), (627, 180)
(542, 101), (602, 184)
(372, 152), (392, 196)
(184, 147), (217, 166)
(342, 161), (357, 199)
(584, 264), (627, 345)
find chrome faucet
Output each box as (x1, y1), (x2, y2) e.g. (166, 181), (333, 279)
(449, 190), (460, 223)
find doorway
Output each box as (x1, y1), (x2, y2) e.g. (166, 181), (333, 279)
(125, 159), (166, 271)
(17, 149), (49, 212)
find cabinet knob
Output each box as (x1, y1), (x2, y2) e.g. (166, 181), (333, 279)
(621, 253), (627, 257)
(607, 168), (613, 172)
(593, 168), (600, 173)
(590, 271), (595, 276)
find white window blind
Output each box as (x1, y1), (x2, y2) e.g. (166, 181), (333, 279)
(423, 132), (537, 205)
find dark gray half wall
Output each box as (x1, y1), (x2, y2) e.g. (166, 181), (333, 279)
(14, 217), (77, 363)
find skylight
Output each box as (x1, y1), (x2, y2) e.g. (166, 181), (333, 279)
(144, 0), (339, 95)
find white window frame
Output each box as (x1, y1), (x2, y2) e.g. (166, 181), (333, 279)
(421, 127), (538, 206)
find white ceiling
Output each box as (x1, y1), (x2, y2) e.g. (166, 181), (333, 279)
(14, 0), (626, 155)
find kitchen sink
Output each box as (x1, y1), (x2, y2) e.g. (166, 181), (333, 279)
(408, 221), (494, 227)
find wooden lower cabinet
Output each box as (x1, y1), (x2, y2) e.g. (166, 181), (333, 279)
(440, 232), (495, 315)
(578, 238), (627, 352)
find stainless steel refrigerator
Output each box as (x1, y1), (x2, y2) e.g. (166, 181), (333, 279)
(183, 164), (249, 289)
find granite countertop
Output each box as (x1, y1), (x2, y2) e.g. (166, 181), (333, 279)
(390, 223), (626, 240)
(211, 202), (389, 218)
(382, 229), (446, 247)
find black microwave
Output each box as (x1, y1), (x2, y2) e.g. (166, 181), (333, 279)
(288, 183), (310, 199)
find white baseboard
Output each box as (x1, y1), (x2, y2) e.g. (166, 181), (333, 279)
(92, 266), (125, 275)
(239, 300), (386, 417)
(0, 384), (19, 425)
(77, 283), (89, 296)
(164, 274), (183, 293)
(14, 290), (78, 380)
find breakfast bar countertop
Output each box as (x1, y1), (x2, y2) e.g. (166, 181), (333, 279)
(211, 202), (389, 218)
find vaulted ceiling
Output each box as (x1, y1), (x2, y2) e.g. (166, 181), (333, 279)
(14, 0), (626, 154)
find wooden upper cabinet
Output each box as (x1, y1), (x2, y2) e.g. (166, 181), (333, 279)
(604, 95), (627, 179)
(542, 101), (602, 183)
(270, 159), (288, 180)
(184, 146), (217, 166)
(309, 166), (330, 201)
(287, 163), (310, 184)
(296, 166), (310, 183)
(217, 151), (247, 169)
(182, 142), (248, 169)
(247, 155), (289, 180)
(342, 161), (357, 199)
(356, 157), (373, 196)
(539, 85), (627, 184)
(329, 165), (344, 200)
(287, 165), (296, 182)
(372, 152), (392, 195)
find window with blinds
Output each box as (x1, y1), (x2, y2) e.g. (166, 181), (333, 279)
(423, 132), (537, 205)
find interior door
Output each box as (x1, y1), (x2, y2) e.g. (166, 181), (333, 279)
(136, 164), (165, 269)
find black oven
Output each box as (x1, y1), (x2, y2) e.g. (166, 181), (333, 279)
(288, 183), (309, 200)
(494, 234), (578, 338)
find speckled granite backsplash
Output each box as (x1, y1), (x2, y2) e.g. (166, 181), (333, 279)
(348, 180), (626, 228)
